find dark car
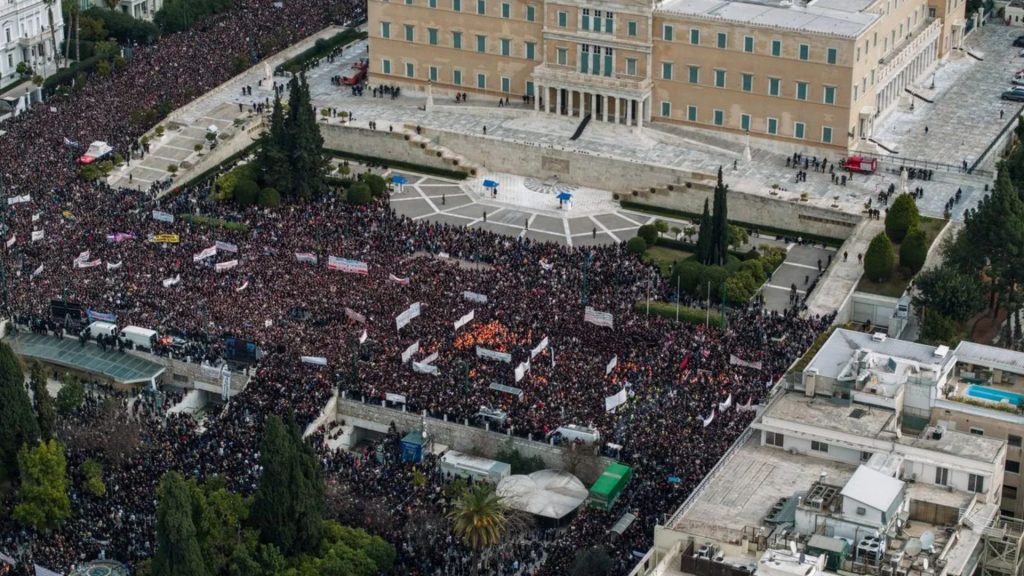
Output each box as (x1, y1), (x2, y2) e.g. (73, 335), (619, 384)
(1015, 35), (1024, 47)
(1002, 89), (1024, 101)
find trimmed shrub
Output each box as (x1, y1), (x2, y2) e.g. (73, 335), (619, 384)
(760, 246), (786, 271)
(899, 227), (928, 273)
(864, 232), (896, 282)
(885, 193), (920, 243)
(362, 173), (387, 198)
(724, 271), (756, 304)
(637, 224), (658, 246)
(672, 259), (704, 295)
(234, 179), (260, 207)
(625, 237), (647, 254)
(347, 182), (373, 205)
(739, 259), (766, 285)
(258, 188), (282, 208)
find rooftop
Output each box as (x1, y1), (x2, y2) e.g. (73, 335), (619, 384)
(954, 340), (1024, 376)
(6, 332), (165, 385)
(655, 0), (879, 39)
(763, 393), (896, 439)
(902, 426), (1005, 464)
(840, 465), (903, 512)
(806, 329), (952, 381)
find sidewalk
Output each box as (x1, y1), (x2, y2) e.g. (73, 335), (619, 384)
(804, 219), (885, 318)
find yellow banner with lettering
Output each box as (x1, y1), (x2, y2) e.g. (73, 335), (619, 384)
(150, 234), (180, 244)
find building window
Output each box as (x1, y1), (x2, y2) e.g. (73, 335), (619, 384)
(661, 101), (671, 117)
(558, 11), (567, 27)
(811, 440), (828, 453)
(453, 0), (461, 10)
(605, 12), (614, 33)
(934, 466), (949, 486)
(799, 43), (809, 60)
(428, 28), (438, 45)
(821, 126), (832, 144)
(453, 69), (462, 85)
(501, 76), (510, 92)
(382, 59), (391, 75)
(743, 35), (754, 53)
(1010, 434), (1022, 447)
(526, 5), (535, 21)
(794, 122), (805, 139)
(771, 39), (781, 56)
(476, 35), (486, 53)
(582, 8), (590, 31)
(429, 0), (437, 7)
(968, 473), (985, 494)
(687, 105), (698, 122)
(380, 22), (390, 39)
(688, 66), (699, 84)
(714, 69), (726, 88)
(1005, 485), (1018, 500)
(823, 86), (836, 105)
(970, 427), (985, 436)
(477, 73), (486, 89)
(827, 47), (838, 64)
(580, 45), (590, 74)
(405, 62), (414, 78)
(429, 66), (438, 81)
(477, 0), (485, 14)
(592, 9), (601, 32)
(741, 73), (752, 92)
(603, 46), (613, 76)
(628, 20), (637, 37)
(500, 38), (510, 56)
(795, 81), (807, 101)
(626, 58), (636, 76)
(768, 77), (780, 96)
(1008, 460), (1021, 474)
(690, 28), (700, 45)
(765, 431), (784, 447)
(404, 24), (414, 42)
(525, 81), (534, 96)
(663, 25), (673, 41)
(856, 506), (867, 516)
(860, 451), (872, 462)
(556, 47), (567, 66)
(717, 32), (727, 49)
(661, 62), (673, 80)
(767, 117), (778, 135)
(740, 113), (750, 131)
(452, 31), (462, 49)
(713, 109), (724, 126)
(525, 42), (536, 60)
(501, 2), (509, 17)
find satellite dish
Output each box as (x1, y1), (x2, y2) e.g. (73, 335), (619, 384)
(790, 542), (799, 555)
(921, 531), (935, 551)
(905, 539), (922, 557)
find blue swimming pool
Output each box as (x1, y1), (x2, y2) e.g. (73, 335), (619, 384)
(965, 385), (1024, 407)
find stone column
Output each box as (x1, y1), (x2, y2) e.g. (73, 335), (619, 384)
(534, 85), (540, 112)
(590, 92), (597, 118)
(626, 99), (633, 126)
(602, 95), (609, 122)
(637, 98), (644, 131)
(556, 87), (562, 115)
(615, 97), (621, 124)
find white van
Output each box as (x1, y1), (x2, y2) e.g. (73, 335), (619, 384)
(85, 321), (118, 339)
(120, 326), (158, 350)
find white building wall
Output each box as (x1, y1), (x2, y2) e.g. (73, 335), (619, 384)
(841, 498), (884, 526)
(0, 0), (64, 87)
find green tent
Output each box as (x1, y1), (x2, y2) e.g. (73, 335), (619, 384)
(589, 462), (633, 510)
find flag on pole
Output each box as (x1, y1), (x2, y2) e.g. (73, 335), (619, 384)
(235, 280), (249, 292)
(401, 341), (420, 363)
(162, 274), (181, 287)
(328, 256), (368, 275)
(388, 273), (411, 285)
(454, 310), (475, 331)
(31, 264), (44, 279)
(530, 336), (549, 359)
(74, 250), (90, 264)
(584, 306), (614, 328)
(75, 259), (102, 269)
(514, 361), (530, 382)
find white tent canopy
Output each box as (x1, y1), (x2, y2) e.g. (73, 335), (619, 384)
(497, 469), (588, 520)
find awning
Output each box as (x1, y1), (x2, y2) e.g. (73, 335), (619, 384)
(483, 179), (499, 188)
(7, 332), (165, 385)
(391, 174), (408, 185)
(497, 469), (588, 519)
(557, 192), (573, 201)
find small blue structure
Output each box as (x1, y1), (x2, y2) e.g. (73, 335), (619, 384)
(400, 430), (426, 463)
(391, 174), (408, 185)
(483, 179), (499, 188)
(557, 192), (573, 201)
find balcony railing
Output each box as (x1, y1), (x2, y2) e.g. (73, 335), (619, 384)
(531, 64), (652, 95)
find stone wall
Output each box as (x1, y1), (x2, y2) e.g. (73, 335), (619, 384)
(337, 396), (608, 483)
(321, 123), (468, 173)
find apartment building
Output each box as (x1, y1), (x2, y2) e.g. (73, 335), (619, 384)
(368, 0), (964, 153)
(0, 0), (64, 88)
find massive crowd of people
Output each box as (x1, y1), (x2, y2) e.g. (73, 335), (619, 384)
(0, 0), (834, 573)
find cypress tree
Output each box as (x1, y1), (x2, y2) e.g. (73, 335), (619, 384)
(709, 167), (729, 266)
(696, 198), (713, 265)
(30, 362), (56, 441)
(287, 413), (324, 553)
(285, 74), (327, 201)
(258, 95), (292, 196)
(0, 342), (39, 479)
(153, 472), (210, 576)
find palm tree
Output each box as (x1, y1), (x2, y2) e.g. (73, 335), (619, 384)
(60, 0), (78, 67)
(43, 0), (59, 74)
(103, 0), (121, 10)
(447, 483), (509, 575)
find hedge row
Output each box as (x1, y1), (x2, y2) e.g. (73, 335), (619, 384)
(653, 237), (748, 261)
(176, 142), (261, 190)
(620, 201), (846, 247)
(43, 56), (104, 92)
(279, 29), (366, 74)
(325, 149), (470, 181)
(635, 300), (721, 326)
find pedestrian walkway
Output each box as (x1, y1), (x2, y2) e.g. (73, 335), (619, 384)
(804, 219), (885, 318)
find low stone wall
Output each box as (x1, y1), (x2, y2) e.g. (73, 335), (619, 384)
(337, 396), (608, 483)
(321, 123), (466, 173)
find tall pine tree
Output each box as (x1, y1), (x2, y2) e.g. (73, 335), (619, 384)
(258, 95), (293, 195)
(696, 199), (713, 265)
(154, 472), (210, 576)
(285, 74), (327, 201)
(0, 342), (39, 479)
(713, 167), (730, 266)
(30, 362), (55, 441)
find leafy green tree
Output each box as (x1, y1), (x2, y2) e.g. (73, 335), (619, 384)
(727, 224), (748, 249)
(572, 546), (613, 576)
(14, 440), (71, 531)
(863, 232), (895, 282)
(250, 414), (324, 557)
(81, 458), (106, 497)
(654, 219), (669, 237)
(0, 342), (39, 478)
(625, 236), (647, 255)
(447, 483), (509, 576)
(885, 193), (920, 243)
(899, 227), (927, 273)
(361, 173), (387, 198)
(192, 478), (251, 574)
(919, 312), (959, 347)
(724, 271), (755, 304)
(695, 198), (712, 265)
(154, 472), (210, 576)
(636, 224), (658, 246)
(258, 188), (281, 208)
(346, 182), (372, 206)
(234, 179), (260, 208)
(55, 377), (85, 416)
(912, 266), (985, 323)
(30, 363), (56, 441)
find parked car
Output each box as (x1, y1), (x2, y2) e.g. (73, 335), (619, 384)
(1014, 35), (1024, 47)
(1002, 88), (1024, 101)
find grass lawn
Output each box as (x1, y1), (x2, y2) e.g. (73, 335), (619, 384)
(643, 245), (693, 277)
(857, 216), (947, 298)
(635, 300), (721, 326)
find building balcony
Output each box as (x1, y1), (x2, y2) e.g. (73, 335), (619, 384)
(531, 64), (651, 98)
(16, 28), (49, 48)
(877, 18), (941, 83)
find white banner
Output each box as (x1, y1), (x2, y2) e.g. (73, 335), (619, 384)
(31, 264), (44, 279)
(301, 356), (328, 366)
(476, 346), (512, 363)
(75, 259), (102, 269)
(718, 394), (733, 412)
(345, 307), (366, 324)
(235, 280), (249, 292)
(31, 230), (44, 242)
(162, 274), (181, 287)
(74, 250), (90, 264)
(729, 354), (763, 371)
(5, 235), (15, 248)
(295, 252), (318, 264)
(605, 388), (627, 412)
(462, 290), (488, 304)
(388, 273), (410, 285)
(514, 360), (530, 382)
(701, 410), (715, 428)
(395, 302), (422, 330)
(401, 341), (420, 363)
(385, 392), (407, 404)
(215, 240), (238, 253)
(34, 564), (62, 576)
(193, 246), (217, 262)
(606, 355), (618, 375)
(421, 351), (439, 365)
(530, 336), (549, 359)
(359, 329), (368, 344)
(152, 209), (174, 223)
(454, 309), (475, 331)
(584, 306), (614, 328)
(106, 261), (122, 271)
(6, 194), (31, 205)
(412, 361), (439, 375)
(736, 398), (758, 412)
(214, 259), (239, 272)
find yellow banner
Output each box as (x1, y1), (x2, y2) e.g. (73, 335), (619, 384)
(62, 210), (75, 219)
(150, 234), (180, 244)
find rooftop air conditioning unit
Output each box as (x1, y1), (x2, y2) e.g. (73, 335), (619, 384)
(872, 332), (887, 342)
